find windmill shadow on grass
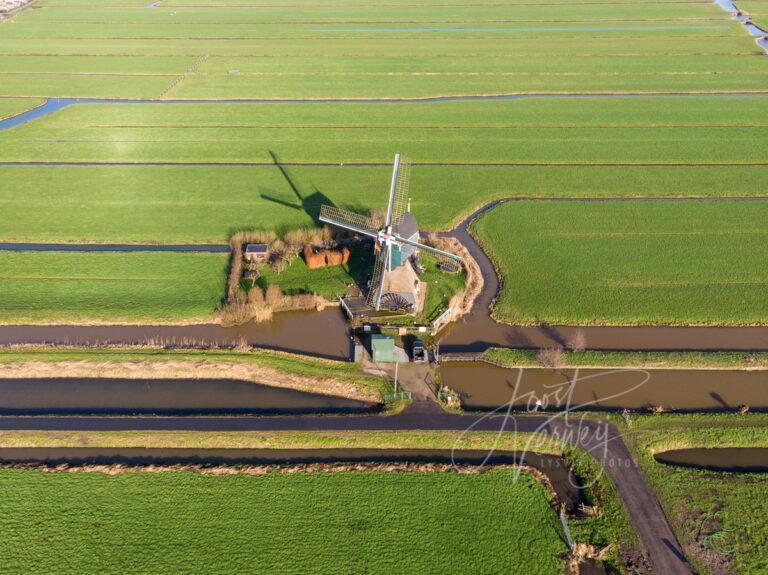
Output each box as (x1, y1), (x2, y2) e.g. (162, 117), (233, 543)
(260, 151), (374, 295)
(260, 151), (337, 225)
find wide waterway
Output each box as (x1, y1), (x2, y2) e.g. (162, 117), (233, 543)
(440, 363), (768, 412)
(0, 377), (375, 415)
(0, 308), (353, 360)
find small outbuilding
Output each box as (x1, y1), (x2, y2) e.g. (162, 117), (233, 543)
(370, 334), (396, 363)
(244, 243), (269, 263)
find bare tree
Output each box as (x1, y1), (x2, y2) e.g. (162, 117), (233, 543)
(536, 345), (565, 369)
(567, 330), (587, 353)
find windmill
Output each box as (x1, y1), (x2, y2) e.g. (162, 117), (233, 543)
(319, 154), (462, 312)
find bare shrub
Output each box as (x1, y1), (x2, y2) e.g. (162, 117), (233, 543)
(226, 244), (244, 301)
(230, 230), (276, 247)
(247, 286), (265, 305)
(537, 345), (565, 369)
(292, 293), (318, 310)
(283, 228), (309, 247)
(234, 336), (250, 352)
(270, 255), (289, 274)
(283, 226), (332, 247)
(567, 330), (587, 353)
(250, 303), (273, 323)
(265, 284), (284, 308)
(269, 238), (286, 255)
(218, 292), (251, 326)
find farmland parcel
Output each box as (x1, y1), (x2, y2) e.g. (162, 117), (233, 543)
(472, 200), (768, 326)
(0, 468), (568, 574)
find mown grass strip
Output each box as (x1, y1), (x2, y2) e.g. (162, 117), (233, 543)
(0, 251), (228, 324)
(486, 348), (768, 369)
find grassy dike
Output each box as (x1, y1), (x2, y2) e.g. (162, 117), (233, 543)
(618, 414), (768, 575)
(0, 429), (635, 572)
(486, 348), (768, 369)
(0, 347), (391, 404)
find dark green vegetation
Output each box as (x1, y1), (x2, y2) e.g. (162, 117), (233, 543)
(255, 243), (372, 300)
(473, 200), (768, 325)
(1, 0), (764, 99)
(487, 348), (768, 369)
(624, 414), (768, 575)
(0, 251), (228, 323)
(0, 468), (568, 574)
(419, 251), (467, 323)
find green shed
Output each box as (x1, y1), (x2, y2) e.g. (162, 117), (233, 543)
(370, 334), (396, 363)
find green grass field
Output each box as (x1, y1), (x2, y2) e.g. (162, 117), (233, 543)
(255, 243), (372, 300)
(486, 348), (768, 369)
(1, 96), (768, 243)
(4, 97), (768, 164)
(472, 200), (768, 325)
(0, 468), (568, 574)
(0, 0), (763, 98)
(0, 97), (44, 120)
(0, 251), (228, 323)
(624, 414), (768, 575)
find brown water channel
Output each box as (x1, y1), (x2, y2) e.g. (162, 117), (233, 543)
(441, 363), (768, 412)
(0, 378), (374, 415)
(655, 448), (768, 473)
(0, 308), (352, 360)
(0, 447), (582, 510)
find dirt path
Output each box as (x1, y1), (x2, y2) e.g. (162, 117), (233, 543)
(0, 411), (692, 574)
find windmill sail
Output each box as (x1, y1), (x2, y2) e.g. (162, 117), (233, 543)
(393, 234), (462, 262)
(366, 242), (389, 308)
(385, 154), (411, 227)
(319, 205), (378, 238)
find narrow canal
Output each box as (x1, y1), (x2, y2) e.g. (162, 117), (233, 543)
(0, 377), (375, 415)
(655, 448), (768, 472)
(0, 308), (353, 361)
(440, 363), (768, 412)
